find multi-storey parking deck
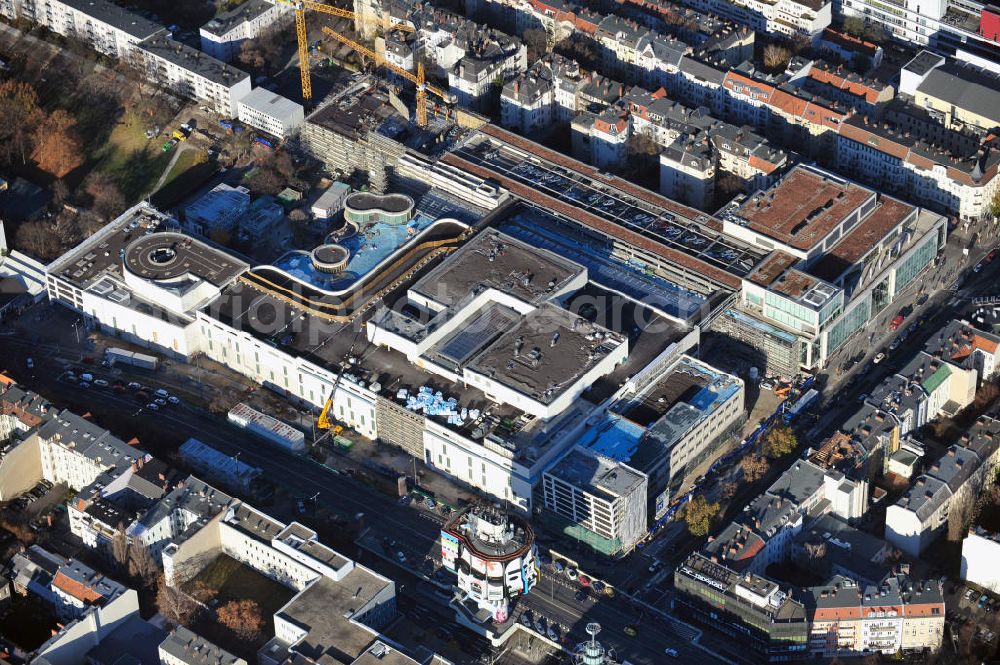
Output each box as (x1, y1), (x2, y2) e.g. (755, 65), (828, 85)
(445, 127), (769, 291)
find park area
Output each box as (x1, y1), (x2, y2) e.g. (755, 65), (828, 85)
(0, 27), (209, 259)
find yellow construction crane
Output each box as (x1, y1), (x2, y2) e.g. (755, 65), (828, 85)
(321, 25), (455, 127)
(277, 0), (414, 101)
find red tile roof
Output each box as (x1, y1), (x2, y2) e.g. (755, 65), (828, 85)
(51, 571), (105, 605)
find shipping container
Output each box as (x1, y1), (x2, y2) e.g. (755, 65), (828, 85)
(227, 402), (306, 454)
(105, 347), (159, 370)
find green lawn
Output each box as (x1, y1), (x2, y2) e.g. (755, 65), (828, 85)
(90, 115), (173, 201)
(184, 553), (294, 617)
(161, 147), (202, 187)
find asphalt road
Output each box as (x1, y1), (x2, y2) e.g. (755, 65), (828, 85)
(0, 313), (733, 665)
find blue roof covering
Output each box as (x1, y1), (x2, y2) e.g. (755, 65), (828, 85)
(579, 416), (647, 463)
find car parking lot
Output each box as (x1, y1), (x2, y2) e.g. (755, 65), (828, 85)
(453, 139), (766, 277)
(59, 365), (182, 413)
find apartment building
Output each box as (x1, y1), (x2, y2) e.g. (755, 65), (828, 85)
(866, 350), (978, 432)
(570, 109), (630, 170)
(160, 628), (247, 665)
(9, 545), (145, 665)
(199, 0), (291, 62)
(961, 527), (1000, 593)
(0, 0), (164, 58)
(923, 319), (1000, 385)
(886, 414), (1000, 555)
(11, 544), (128, 621)
(838, 0), (1000, 74)
(837, 112), (1000, 221)
(786, 58), (895, 115)
(137, 34), (251, 117)
(542, 448), (648, 556)
(408, 7), (526, 110)
(680, 0), (831, 39)
(69, 456), (176, 554)
(237, 87), (305, 138)
(626, 92), (788, 199)
(805, 575), (944, 657)
(658, 134), (716, 209)
(704, 457), (868, 578)
(500, 55), (582, 135)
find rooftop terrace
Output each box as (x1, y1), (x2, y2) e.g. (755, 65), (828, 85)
(726, 167), (875, 253)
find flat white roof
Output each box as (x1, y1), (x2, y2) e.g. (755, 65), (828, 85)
(238, 87), (303, 123)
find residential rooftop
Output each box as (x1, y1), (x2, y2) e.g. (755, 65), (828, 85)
(138, 35), (249, 86)
(62, 0), (165, 39)
(159, 627), (245, 665)
(237, 87), (303, 124)
(273, 570), (391, 664)
(37, 410), (143, 475)
(201, 0), (279, 37)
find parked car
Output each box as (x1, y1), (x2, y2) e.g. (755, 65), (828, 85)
(127, 382), (142, 390)
(665, 648), (679, 658)
(873, 353), (886, 364)
(93, 379), (109, 387)
(146, 403), (158, 410)
(25, 358), (33, 369)
(167, 395), (180, 405)
(154, 389), (170, 399)
(566, 568), (579, 581)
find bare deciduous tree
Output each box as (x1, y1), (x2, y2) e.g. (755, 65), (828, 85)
(156, 575), (199, 627)
(0, 79), (44, 167)
(948, 489), (976, 542)
(741, 454), (770, 483)
(762, 44), (792, 72)
(217, 599), (265, 641)
(112, 524), (130, 571)
(32, 109), (84, 178)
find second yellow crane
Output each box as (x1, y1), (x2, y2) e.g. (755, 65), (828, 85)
(320, 25), (455, 128)
(277, 0), (414, 102)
